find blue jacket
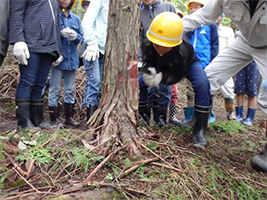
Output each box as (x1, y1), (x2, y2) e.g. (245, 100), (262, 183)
(9, 0), (61, 56)
(57, 11), (83, 71)
(186, 23), (219, 69)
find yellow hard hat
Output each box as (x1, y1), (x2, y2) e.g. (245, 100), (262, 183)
(186, 0), (208, 10)
(80, 0), (91, 4)
(146, 12), (183, 47)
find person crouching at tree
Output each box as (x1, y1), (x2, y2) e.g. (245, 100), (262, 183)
(48, 0), (83, 128)
(9, 0), (61, 130)
(139, 12), (212, 148)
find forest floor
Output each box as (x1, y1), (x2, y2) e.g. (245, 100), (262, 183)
(0, 51), (267, 199)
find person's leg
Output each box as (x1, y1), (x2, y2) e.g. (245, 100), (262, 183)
(138, 74), (150, 125)
(243, 62), (260, 126)
(252, 79), (267, 172)
(31, 53), (54, 99)
(0, 54), (5, 66)
(48, 67), (64, 127)
(15, 52), (43, 129)
(184, 79), (195, 122)
(220, 78), (236, 120)
(63, 70), (79, 127)
(169, 83), (181, 125)
(187, 61), (211, 148)
(234, 67), (246, 123)
(205, 37), (253, 96)
(82, 53), (103, 120)
(156, 83), (171, 126)
(30, 53), (54, 129)
(48, 67), (62, 107)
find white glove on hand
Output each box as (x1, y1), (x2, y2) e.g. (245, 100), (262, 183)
(138, 62), (143, 68)
(61, 27), (77, 41)
(143, 67), (162, 87)
(82, 41), (99, 61)
(13, 42), (30, 65)
(52, 55), (64, 67)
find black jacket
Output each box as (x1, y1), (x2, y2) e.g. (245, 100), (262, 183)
(141, 37), (198, 85)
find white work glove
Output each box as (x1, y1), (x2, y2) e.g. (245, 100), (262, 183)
(52, 55), (64, 67)
(13, 41), (30, 65)
(82, 41), (99, 61)
(143, 67), (162, 87)
(138, 62), (143, 68)
(61, 27), (77, 41)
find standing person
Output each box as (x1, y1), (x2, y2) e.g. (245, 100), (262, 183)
(9, 0), (61, 130)
(182, 0), (267, 170)
(48, 0), (83, 128)
(0, 0), (9, 66)
(234, 61), (260, 126)
(138, 0), (176, 126)
(215, 14), (236, 121)
(252, 78), (267, 172)
(80, 0), (91, 13)
(140, 12), (212, 148)
(81, 0), (109, 121)
(184, 0), (219, 124)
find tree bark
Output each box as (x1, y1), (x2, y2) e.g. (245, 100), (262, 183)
(88, 0), (140, 154)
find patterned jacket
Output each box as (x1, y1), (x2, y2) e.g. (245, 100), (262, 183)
(9, 0), (61, 56)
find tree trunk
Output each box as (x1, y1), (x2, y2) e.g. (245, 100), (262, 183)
(88, 0), (140, 155)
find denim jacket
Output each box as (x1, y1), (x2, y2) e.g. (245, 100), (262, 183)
(57, 11), (83, 71)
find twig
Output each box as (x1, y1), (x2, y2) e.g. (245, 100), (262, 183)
(117, 157), (159, 179)
(7, 156), (27, 177)
(84, 144), (128, 184)
(12, 167), (41, 194)
(152, 162), (183, 173)
(133, 137), (173, 168)
(26, 159), (35, 177)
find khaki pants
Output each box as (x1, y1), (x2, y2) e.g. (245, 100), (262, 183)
(205, 36), (267, 115)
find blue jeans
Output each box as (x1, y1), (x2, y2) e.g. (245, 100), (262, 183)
(139, 61), (211, 107)
(147, 84), (171, 107)
(186, 61), (211, 106)
(81, 44), (104, 107)
(139, 77), (171, 108)
(16, 52), (54, 99)
(48, 67), (76, 107)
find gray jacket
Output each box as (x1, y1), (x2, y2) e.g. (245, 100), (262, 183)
(182, 0), (267, 49)
(0, 0), (9, 57)
(9, 0), (61, 55)
(139, 0), (176, 61)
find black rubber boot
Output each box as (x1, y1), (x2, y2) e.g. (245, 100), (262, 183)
(153, 106), (167, 127)
(138, 101), (150, 125)
(64, 103), (80, 127)
(30, 99), (51, 129)
(16, 99), (37, 130)
(252, 143), (267, 172)
(49, 106), (64, 128)
(86, 105), (98, 121)
(192, 105), (210, 148)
